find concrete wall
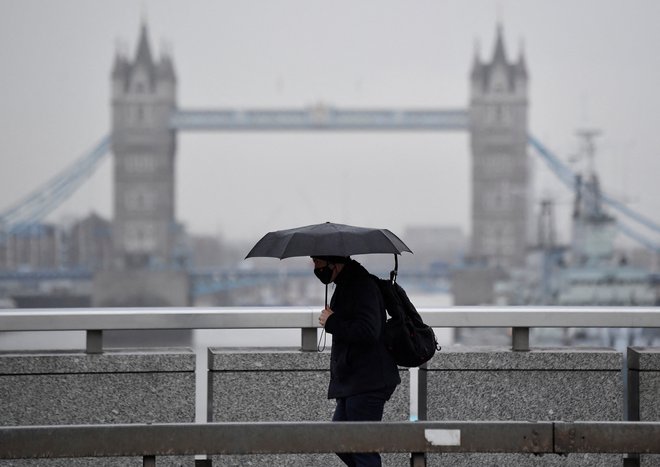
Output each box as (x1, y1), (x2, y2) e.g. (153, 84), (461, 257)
(208, 348), (410, 466)
(423, 346), (623, 466)
(0, 349), (196, 466)
(628, 347), (660, 467)
(3, 345), (657, 465)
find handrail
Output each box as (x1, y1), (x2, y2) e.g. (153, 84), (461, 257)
(2, 306), (659, 331)
(2, 306), (658, 352)
(1, 421), (659, 460)
(0, 307), (319, 331)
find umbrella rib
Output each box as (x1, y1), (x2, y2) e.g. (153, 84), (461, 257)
(280, 232), (301, 259)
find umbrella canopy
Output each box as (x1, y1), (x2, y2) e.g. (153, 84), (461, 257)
(245, 222), (412, 259)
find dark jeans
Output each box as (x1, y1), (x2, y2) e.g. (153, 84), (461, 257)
(332, 386), (396, 467)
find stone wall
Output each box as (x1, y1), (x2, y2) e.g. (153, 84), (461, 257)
(208, 348), (410, 466)
(0, 349), (196, 466)
(3, 344), (658, 465)
(423, 346), (623, 466)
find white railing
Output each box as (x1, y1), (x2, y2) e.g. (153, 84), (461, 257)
(1, 306), (658, 352)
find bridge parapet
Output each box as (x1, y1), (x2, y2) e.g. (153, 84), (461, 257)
(1, 307), (659, 466)
(2, 306), (658, 352)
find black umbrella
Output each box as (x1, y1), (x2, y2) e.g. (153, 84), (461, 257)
(246, 222), (412, 347)
(245, 222), (412, 259)
(246, 222), (412, 302)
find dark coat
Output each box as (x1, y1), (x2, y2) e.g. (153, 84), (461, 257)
(324, 260), (401, 399)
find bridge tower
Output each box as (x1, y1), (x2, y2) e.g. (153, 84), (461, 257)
(469, 24), (530, 268)
(94, 23), (189, 308)
(110, 22), (178, 269)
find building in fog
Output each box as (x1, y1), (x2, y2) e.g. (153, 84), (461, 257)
(67, 213), (113, 270)
(0, 214), (113, 272)
(0, 223), (61, 271)
(188, 234), (224, 269)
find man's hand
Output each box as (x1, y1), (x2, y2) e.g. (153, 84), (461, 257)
(319, 306), (334, 327)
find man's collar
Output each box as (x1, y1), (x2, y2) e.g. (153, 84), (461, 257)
(333, 260), (352, 284)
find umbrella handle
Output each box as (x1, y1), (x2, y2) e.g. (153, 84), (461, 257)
(390, 254), (399, 284)
(319, 284), (329, 352)
(317, 328), (327, 352)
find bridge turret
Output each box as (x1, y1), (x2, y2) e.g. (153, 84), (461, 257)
(110, 22), (178, 269)
(95, 22), (188, 308)
(469, 24), (530, 269)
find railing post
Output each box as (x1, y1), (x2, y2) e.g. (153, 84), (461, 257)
(625, 348), (641, 467)
(417, 364), (428, 422)
(410, 452), (427, 467)
(512, 327), (529, 351)
(411, 363), (428, 466)
(301, 327), (317, 352)
(86, 330), (103, 354)
(623, 454), (640, 466)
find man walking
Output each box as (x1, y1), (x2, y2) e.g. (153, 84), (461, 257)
(313, 255), (401, 467)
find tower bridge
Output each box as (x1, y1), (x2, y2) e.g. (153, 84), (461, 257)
(109, 22), (528, 279)
(1, 22), (659, 306)
(99, 21), (529, 305)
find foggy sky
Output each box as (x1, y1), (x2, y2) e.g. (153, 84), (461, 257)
(1, 0), (659, 249)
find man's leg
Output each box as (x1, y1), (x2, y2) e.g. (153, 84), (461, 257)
(342, 390), (390, 467)
(333, 398), (357, 467)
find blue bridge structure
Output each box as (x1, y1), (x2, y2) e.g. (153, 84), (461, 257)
(2, 113), (658, 249)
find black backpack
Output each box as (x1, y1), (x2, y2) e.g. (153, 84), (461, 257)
(372, 273), (440, 367)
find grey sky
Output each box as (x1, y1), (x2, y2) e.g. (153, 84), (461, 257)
(1, 0), (659, 248)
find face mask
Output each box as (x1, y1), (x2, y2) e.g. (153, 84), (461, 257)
(314, 265), (334, 284)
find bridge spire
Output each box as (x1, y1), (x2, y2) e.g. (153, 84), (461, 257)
(492, 23), (508, 64)
(516, 39), (528, 80)
(135, 21), (153, 67)
(470, 40), (483, 81)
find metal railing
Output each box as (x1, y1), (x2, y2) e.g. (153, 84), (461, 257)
(1, 306), (658, 352)
(0, 421), (659, 465)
